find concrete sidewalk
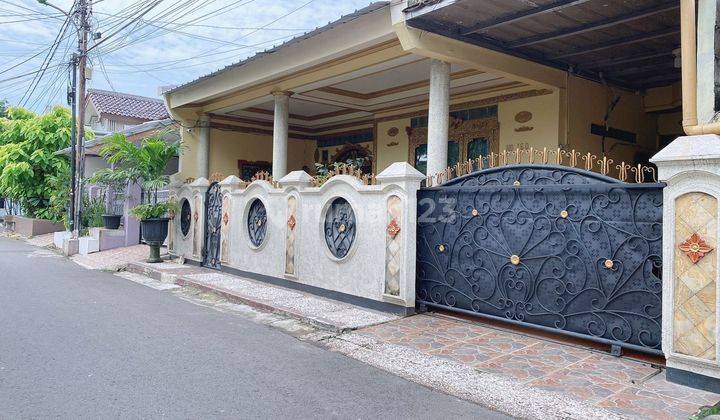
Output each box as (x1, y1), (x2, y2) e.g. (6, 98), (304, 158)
(126, 261), (397, 333)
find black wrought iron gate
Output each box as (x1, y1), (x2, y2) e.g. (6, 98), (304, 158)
(416, 165), (664, 354)
(203, 182), (222, 269)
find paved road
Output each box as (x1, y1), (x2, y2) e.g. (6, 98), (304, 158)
(0, 237), (505, 419)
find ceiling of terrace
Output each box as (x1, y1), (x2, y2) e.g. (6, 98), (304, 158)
(219, 56), (525, 129)
(404, 0), (681, 90)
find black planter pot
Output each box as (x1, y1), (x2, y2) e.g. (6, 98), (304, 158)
(140, 217), (169, 263)
(102, 214), (122, 230)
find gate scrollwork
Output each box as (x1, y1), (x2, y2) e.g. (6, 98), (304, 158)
(416, 165), (664, 353)
(203, 182), (223, 269)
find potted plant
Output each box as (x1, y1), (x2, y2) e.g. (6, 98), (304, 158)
(88, 168), (128, 229)
(130, 201), (177, 262)
(99, 131), (183, 262)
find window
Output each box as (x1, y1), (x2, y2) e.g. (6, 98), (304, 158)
(467, 138), (489, 166)
(414, 141), (460, 174)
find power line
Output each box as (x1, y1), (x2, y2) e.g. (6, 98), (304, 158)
(20, 10), (72, 106)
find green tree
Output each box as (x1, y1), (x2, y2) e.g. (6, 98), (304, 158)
(0, 106), (80, 221)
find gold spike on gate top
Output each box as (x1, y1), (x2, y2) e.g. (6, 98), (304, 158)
(499, 150), (508, 166)
(567, 149), (580, 167)
(598, 156), (613, 176)
(475, 156), (484, 171)
(489, 152), (497, 168)
(645, 166), (658, 183)
(514, 148), (523, 164)
(541, 147), (549, 165)
(616, 162), (630, 182)
(631, 164), (645, 183)
(582, 152), (597, 171)
(551, 148), (562, 165)
(527, 147), (535, 164)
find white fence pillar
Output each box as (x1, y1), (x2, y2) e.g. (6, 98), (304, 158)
(652, 134), (720, 393)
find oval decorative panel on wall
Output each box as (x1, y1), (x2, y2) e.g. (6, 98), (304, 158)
(180, 198), (192, 237)
(324, 197), (356, 259)
(247, 198), (268, 248)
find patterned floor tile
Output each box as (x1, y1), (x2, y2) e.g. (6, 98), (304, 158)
(562, 352), (660, 386)
(429, 340), (504, 365)
(395, 315), (492, 340)
(597, 386), (702, 419)
(476, 341), (591, 382)
(356, 322), (416, 341)
(464, 330), (541, 359)
(641, 372), (720, 407)
(527, 368), (620, 404)
(381, 330), (461, 352)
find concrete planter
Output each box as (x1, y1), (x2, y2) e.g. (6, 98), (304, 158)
(12, 216), (65, 238)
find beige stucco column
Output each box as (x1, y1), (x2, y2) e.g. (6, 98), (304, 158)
(426, 59), (450, 177)
(272, 92), (291, 179)
(197, 114), (210, 179)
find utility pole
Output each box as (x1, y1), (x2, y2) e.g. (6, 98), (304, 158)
(73, 0), (90, 237)
(68, 55), (77, 233)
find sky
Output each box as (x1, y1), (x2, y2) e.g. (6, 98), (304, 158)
(0, 0), (377, 113)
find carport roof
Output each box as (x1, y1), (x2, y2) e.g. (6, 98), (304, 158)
(403, 0), (681, 90)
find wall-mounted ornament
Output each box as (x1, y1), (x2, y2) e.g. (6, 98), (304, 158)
(387, 218), (401, 239)
(387, 127), (399, 137)
(247, 199), (267, 248)
(386, 141), (399, 147)
(514, 126), (534, 132)
(679, 232), (714, 264)
(223, 212), (229, 226)
(324, 197), (356, 259)
(287, 214), (296, 231)
(514, 111), (533, 123)
(180, 199), (192, 236)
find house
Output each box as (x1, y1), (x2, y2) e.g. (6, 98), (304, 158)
(163, 1), (685, 183)
(85, 89), (169, 137)
(165, 0), (720, 394)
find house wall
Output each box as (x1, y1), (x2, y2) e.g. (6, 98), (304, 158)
(498, 91), (561, 153)
(207, 128), (316, 179)
(376, 118), (411, 171)
(566, 75), (657, 165)
(176, 79), (665, 181)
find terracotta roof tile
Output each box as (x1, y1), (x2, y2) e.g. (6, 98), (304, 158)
(87, 89), (169, 120)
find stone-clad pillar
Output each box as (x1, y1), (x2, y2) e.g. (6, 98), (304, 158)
(272, 92), (291, 179)
(426, 59), (450, 177)
(197, 114), (210, 179)
(652, 134), (720, 393)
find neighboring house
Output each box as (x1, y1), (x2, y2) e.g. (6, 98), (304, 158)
(57, 118), (180, 210)
(85, 89), (169, 137)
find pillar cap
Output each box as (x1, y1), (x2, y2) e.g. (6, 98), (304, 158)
(279, 170), (313, 186)
(651, 135), (720, 164)
(376, 162), (426, 183)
